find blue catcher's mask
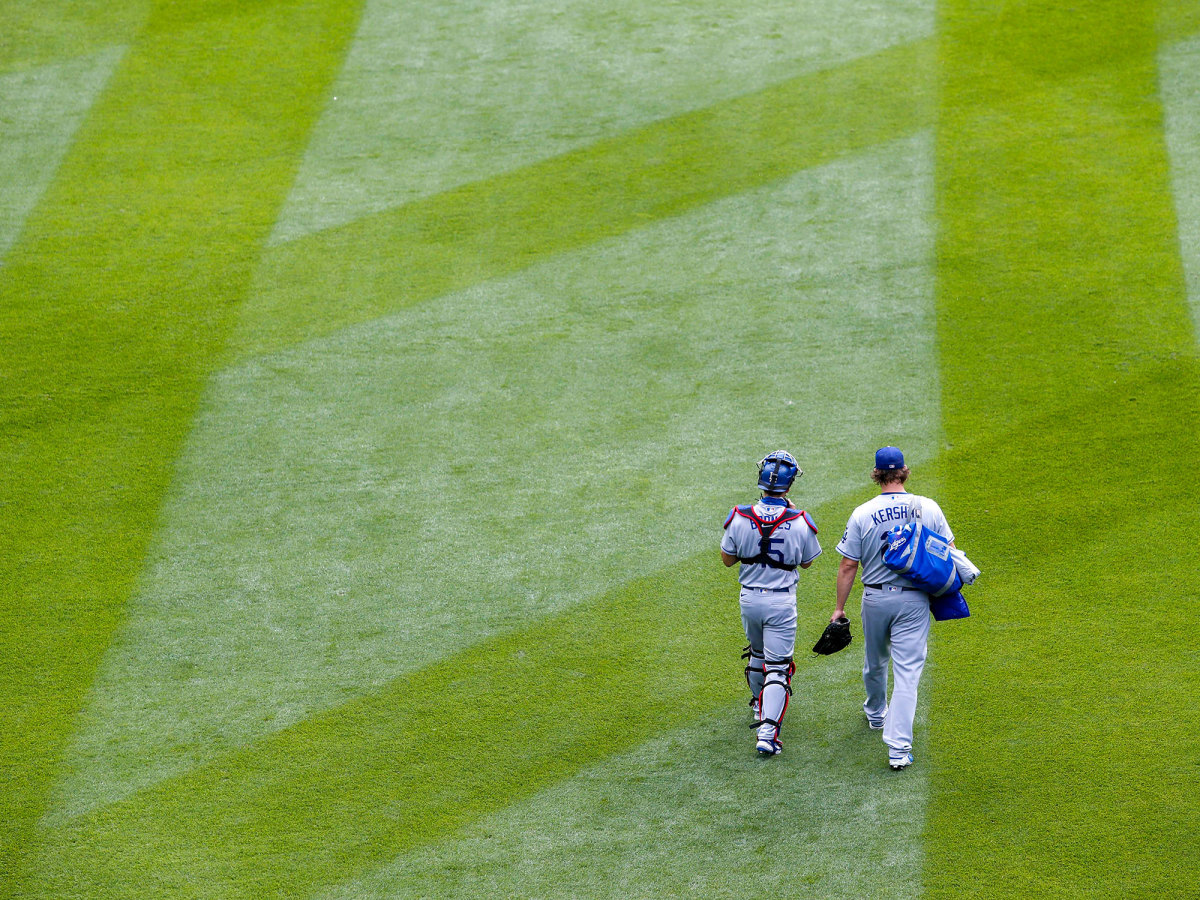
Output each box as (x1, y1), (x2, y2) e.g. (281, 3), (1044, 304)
(757, 450), (801, 492)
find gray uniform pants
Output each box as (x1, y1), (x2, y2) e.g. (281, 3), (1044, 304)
(861, 585), (930, 754)
(739, 587), (797, 740)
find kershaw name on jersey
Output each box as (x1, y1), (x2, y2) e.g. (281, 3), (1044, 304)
(869, 503), (921, 527)
(836, 492), (952, 590)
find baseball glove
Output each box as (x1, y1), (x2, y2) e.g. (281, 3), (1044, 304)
(812, 616), (852, 655)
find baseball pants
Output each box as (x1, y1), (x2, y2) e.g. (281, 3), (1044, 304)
(739, 587), (797, 738)
(860, 585), (930, 754)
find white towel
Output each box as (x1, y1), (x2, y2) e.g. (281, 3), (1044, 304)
(949, 547), (980, 585)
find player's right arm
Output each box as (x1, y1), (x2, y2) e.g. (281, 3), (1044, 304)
(720, 508), (742, 567)
(833, 556), (858, 621)
(832, 511), (862, 621)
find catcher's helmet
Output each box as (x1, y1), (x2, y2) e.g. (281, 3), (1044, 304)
(757, 450), (801, 492)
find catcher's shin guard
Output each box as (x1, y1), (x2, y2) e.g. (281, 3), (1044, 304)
(742, 644), (765, 716)
(753, 656), (795, 741)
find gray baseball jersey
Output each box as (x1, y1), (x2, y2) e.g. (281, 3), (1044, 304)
(721, 497), (822, 591)
(835, 492), (953, 588)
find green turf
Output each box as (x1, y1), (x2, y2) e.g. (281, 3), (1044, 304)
(232, 36), (936, 360)
(5, 0), (1200, 896)
(273, 0), (934, 243)
(1160, 34), (1200, 331)
(1159, 0), (1200, 42)
(0, 48), (124, 262)
(928, 1), (1200, 896)
(0, 0), (363, 891)
(314, 690), (927, 900)
(28, 535), (922, 899)
(41, 133), (940, 898)
(0, 0), (149, 73)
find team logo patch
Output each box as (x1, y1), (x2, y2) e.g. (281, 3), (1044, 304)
(752, 501), (784, 521)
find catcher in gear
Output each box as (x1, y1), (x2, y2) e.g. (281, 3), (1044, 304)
(720, 451), (822, 756)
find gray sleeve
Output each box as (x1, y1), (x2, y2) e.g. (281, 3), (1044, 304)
(802, 528), (823, 564)
(835, 512), (860, 560)
(720, 524), (738, 555)
(721, 513), (746, 555)
(928, 499), (954, 543)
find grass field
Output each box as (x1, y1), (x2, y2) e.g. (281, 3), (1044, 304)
(2, 1), (1199, 897)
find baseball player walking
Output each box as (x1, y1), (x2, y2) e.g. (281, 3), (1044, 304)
(831, 447), (954, 770)
(721, 451), (822, 756)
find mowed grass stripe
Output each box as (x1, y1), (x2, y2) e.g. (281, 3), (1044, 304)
(0, 0), (362, 889)
(25, 554), (746, 899)
(49, 132), (940, 823)
(1159, 0), (1200, 43)
(0, 47), (125, 262)
(28, 359), (1153, 899)
(929, 2), (1200, 896)
(231, 36), (936, 361)
(271, 0), (935, 244)
(315, 645), (924, 900)
(1160, 35), (1200, 332)
(27, 485), (898, 900)
(0, 0), (149, 72)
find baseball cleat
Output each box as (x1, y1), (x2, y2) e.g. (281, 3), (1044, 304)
(888, 752), (914, 770)
(756, 738), (782, 756)
(866, 717), (884, 730)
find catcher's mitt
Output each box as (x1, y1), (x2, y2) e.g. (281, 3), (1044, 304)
(812, 616), (852, 655)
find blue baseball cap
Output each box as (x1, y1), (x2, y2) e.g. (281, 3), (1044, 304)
(875, 446), (905, 470)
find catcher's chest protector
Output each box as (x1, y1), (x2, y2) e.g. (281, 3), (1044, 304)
(734, 504), (804, 531)
(730, 505), (809, 570)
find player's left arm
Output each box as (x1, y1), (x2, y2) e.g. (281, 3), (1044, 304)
(721, 550), (738, 567)
(797, 513), (821, 569)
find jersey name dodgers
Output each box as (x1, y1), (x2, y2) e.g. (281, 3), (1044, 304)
(721, 498), (822, 591)
(836, 492), (953, 590)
